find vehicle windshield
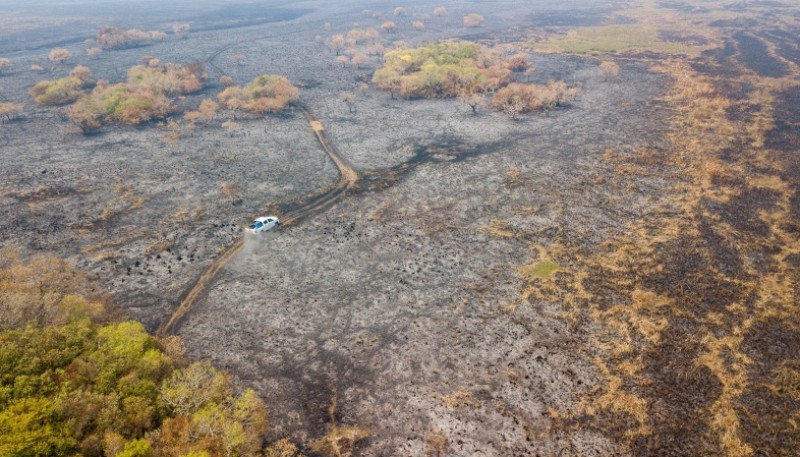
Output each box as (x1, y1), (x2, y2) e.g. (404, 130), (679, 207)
(250, 222), (262, 229)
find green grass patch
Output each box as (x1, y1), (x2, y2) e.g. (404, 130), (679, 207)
(529, 25), (692, 55)
(522, 260), (559, 279)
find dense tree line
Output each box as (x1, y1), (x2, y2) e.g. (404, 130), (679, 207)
(0, 250), (304, 457)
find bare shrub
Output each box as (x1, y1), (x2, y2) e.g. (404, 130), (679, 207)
(220, 75), (234, 87)
(426, 429), (449, 457)
(97, 28), (167, 50)
(413, 21), (425, 30)
(340, 91), (356, 113)
(381, 21), (397, 32)
(0, 58), (11, 74)
(394, 7), (407, 16)
(220, 182), (244, 205)
(433, 6), (448, 16)
(491, 81), (579, 116)
(463, 13), (484, 28)
(507, 53), (532, 72)
(600, 60), (620, 80)
(86, 47), (102, 58)
(172, 23), (191, 38)
(184, 99), (219, 125)
(48, 48), (71, 66)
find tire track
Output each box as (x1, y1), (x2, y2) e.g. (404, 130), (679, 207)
(156, 103), (359, 337)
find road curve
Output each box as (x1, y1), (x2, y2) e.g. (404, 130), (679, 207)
(156, 104), (359, 337)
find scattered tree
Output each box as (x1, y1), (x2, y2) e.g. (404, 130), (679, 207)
(336, 55), (349, 67)
(433, 6), (448, 17)
(220, 182), (244, 205)
(0, 102), (23, 123)
(381, 21), (397, 32)
(48, 48), (71, 67)
(218, 74), (299, 115)
(351, 52), (369, 68)
(86, 47), (102, 58)
(30, 64), (45, 72)
(413, 21), (425, 30)
(327, 34), (346, 55)
(0, 58), (11, 74)
(231, 53), (247, 66)
(172, 23), (191, 38)
(459, 90), (483, 114)
(220, 75), (234, 87)
(340, 91), (356, 113)
(463, 13), (485, 28)
(394, 7), (407, 16)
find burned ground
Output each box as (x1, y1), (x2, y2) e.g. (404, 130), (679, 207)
(1, 0), (799, 455)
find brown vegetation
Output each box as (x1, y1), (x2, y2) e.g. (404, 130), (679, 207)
(491, 81), (579, 115)
(433, 6), (447, 17)
(220, 75), (234, 87)
(0, 102), (23, 123)
(184, 99), (219, 125)
(218, 74), (299, 115)
(86, 47), (102, 58)
(381, 21), (397, 32)
(463, 13), (484, 28)
(393, 7), (407, 17)
(0, 57), (11, 74)
(413, 21), (425, 30)
(0, 249), (103, 331)
(97, 27), (167, 50)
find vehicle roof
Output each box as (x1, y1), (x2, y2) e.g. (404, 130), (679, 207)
(253, 216), (278, 222)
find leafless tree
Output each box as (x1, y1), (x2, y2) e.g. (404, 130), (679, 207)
(172, 23), (191, 38)
(340, 91), (356, 113)
(463, 13), (484, 28)
(48, 48), (71, 68)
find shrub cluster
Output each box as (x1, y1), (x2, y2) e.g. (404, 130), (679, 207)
(218, 75), (299, 114)
(69, 63), (203, 132)
(372, 41), (512, 99)
(97, 27), (167, 50)
(28, 65), (94, 106)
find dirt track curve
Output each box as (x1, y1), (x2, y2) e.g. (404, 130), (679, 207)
(156, 104), (360, 337)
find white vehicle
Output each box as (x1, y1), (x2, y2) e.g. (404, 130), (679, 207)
(246, 216), (280, 234)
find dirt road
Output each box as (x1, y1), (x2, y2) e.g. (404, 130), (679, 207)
(156, 104), (359, 337)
